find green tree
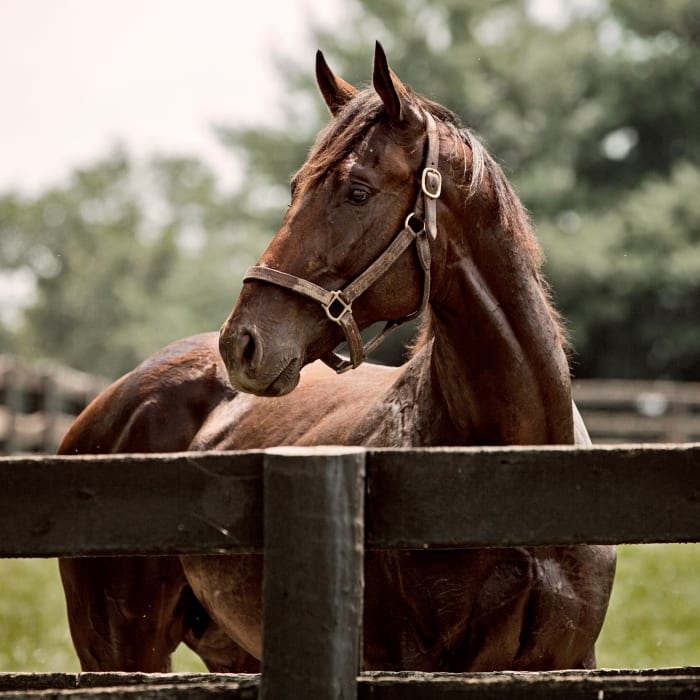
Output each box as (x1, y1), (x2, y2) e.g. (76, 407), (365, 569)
(0, 150), (264, 378)
(542, 161), (700, 379)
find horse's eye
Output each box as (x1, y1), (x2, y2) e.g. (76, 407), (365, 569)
(348, 187), (370, 205)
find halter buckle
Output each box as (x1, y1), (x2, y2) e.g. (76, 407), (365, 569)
(421, 167), (442, 199)
(323, 290), (352, 324)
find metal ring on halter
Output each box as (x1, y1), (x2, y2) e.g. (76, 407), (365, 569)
(322, 290), (352, 324)
(404, 212), (425, 235)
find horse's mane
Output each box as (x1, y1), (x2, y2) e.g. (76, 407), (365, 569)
(294, 86), (567, 355)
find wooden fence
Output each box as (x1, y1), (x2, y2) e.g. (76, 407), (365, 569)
(2, 353), (699, 455)
(0, 355), (107, 455)
(573, 378), (700, 443)
(0, 444), (698, 697)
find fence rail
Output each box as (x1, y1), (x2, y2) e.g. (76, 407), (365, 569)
(1, 445), (698, 557)
(0, 444), (698, 697)
(0, 355), (107, 454)
(0, 669), (699, 699)
(573, 378), (700, 443)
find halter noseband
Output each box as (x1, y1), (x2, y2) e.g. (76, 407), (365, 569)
(243, 111), (442, 374)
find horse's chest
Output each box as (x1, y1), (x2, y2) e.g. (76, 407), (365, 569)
(350, 395), (420, 447)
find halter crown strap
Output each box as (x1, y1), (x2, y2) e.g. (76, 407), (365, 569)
(243, 110), (441, 374)
(421, 111), (441, 240)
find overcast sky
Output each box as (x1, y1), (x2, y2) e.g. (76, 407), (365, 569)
(0, 0), (588, 196)
(0, 0), (342, 194)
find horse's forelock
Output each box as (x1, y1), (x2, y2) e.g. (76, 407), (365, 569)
(294, 89), (384, 194)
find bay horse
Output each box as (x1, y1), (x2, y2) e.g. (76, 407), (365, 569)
(58, 43), (615, 673)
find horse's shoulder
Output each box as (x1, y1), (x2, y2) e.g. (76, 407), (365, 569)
(59, 333), (233, 454)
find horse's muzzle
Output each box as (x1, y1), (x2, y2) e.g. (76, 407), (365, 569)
(219, 322), (301, 397)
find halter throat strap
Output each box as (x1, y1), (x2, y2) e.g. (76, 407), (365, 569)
(243, 111), (441, 374)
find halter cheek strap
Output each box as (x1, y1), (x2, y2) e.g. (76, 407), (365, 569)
(243, 111), (442, 374)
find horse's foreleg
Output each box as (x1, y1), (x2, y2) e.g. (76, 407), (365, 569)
(58, 556), (189, 672)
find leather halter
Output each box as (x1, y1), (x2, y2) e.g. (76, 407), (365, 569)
(243, 111), (442, 374)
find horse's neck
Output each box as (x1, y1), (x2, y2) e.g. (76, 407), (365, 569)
(424, 223), (573, 446)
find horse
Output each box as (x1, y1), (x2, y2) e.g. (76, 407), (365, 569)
(58, 43), (616, 673)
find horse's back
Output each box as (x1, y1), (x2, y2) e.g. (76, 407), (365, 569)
(188, 355), (433, 450)
(59, 333), (233, 455)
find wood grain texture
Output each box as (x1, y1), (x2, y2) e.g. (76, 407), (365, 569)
(261, 447), (365, 700)
(0, 452), (264, 556)
(0, 445), (698, 556)
(365, 444), (700, 548)
(0, 669), (699, 698)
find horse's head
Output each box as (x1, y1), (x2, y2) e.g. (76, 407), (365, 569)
(220, 43), (451, 396)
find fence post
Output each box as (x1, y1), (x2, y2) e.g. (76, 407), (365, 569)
(261, 446), (365, 700)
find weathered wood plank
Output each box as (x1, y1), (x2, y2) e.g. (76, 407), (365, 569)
(0, 445), (698, 556)
(358, 668), (700, 698)
(573, 379), (700, 443)
(0, 672), (259, 698)
(0, 670), (699, 698)
(0, 683), (256, 698)
(261, 447), (365, 700)
(0, 673), (256, 690)
(365, 444), (700, 548)
(0, 452), (264, 556)
(581, 412), (700, 443)
(0, 355), (107, 454)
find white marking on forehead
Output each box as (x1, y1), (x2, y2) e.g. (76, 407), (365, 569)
(339, 152), (358, 180)
(336, 125), (382, 182)
(353, 129), (377, 158)
(342, 131), (383, 179)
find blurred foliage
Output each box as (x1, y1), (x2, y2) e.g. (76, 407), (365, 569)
(1, 0), (698, 379)
(0, 150), (267, 377)
(540, 161), (700, 378)
(1, 545), (698, 671)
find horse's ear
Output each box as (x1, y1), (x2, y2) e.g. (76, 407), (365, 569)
(372, 41), (411, 124)
(316, 50), (358, 116)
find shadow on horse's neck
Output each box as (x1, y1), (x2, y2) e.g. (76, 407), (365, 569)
(419, 172), (573, 447)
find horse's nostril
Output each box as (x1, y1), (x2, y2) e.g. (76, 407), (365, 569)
(236, 327), (263, 371)
(241, 333), (255, 364)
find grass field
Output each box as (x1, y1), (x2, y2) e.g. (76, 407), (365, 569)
(596, 544), (700, 669)
(0, 544), (697, 672)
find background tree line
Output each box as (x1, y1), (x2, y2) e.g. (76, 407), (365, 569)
(1, 0), (698, 381)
